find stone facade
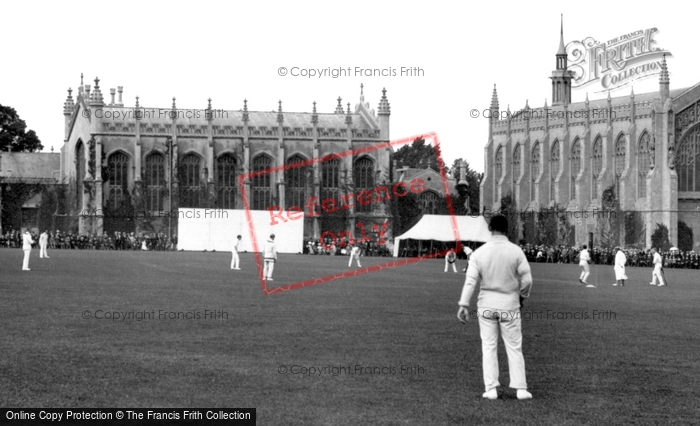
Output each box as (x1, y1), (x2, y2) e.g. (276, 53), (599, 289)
(60, 76), (393, 241)
(480, 32), (700, 249)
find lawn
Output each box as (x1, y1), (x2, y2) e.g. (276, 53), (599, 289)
(1, 248), (699, 424)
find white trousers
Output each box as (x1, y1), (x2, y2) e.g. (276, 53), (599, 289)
(264, 259), (275, 278)
(579, 262), (590, 282)
(40, 243), (48, 258)
(445, 259), (457, 272)
(478, 308), (527, 391)
(651, 265), (665, 285)
(349, 255), (361, 267)
(231, 251), (240, 269)
(22, 249), (31, 270)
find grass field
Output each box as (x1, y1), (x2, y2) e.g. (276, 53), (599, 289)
(1, 248), (699, 425)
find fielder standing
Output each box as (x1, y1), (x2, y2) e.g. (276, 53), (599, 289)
(231, 235), (242, 270)
(262, 234), (277, 281)
(650, 248), (666, 286)
(348, 244), (362, 268)
(39, 230), (50, 259)
(578, 245), (591, 286)
(22, 230), (34, 271)
(457, 215), (533, 400)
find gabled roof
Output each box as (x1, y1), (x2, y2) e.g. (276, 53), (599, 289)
(0, 152), (60, 181)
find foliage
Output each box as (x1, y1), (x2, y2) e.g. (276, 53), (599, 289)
(393, 191), (422, 237)
(624, 211), (646, 248)
(651, 223), (671, 251)
(598, 185), (622, 248)
(393, 137), (443, 173)
(498, 193), (520, 243)
(677, 221), (694, 251)
(0, 104), (43, 152)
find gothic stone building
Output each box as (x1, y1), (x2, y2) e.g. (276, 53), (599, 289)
(480, 32), (700, 249)
(60, 76), (392, 241)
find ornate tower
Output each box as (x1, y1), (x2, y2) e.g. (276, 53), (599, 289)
(550, 15), (574, 106)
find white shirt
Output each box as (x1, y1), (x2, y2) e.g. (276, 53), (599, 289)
(350, 246), (360, 257)
(653, 252), (662, 267)
(22, 232), (34, 250)
(579, 249), (590, 264)
(233, 239), (241, 253)
(262, 239), (277, 260)
(40, 232), (48, 244)
(459, 235), (533, 311)
(463, 247), (473, 257)
(615, 251), (626, 268)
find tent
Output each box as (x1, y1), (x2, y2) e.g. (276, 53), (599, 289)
(392, 214), (492, 257)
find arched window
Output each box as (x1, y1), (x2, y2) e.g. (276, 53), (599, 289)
(251, 155), (273, 210)
(531, 141), (540, 202)
(108, 151), (129, 208)
(354, 156), (375, 213)
(216, 154), (237, 209)
(321, 156), (341, 208)
(75, 141), (84, 209)
(592, 136), (602, 200)
(420, 190), (440, 214)
(570, 138), (581, 200)
(677, 126), (700, 192)
(614, 134), (626, 199)
(178, 153), (201, 208)
(285, 155), (310, 210)
(638, 132), (651, 198)
(512, 143), (522, 190)
(550, 140), (560, 202)
(495, 145), (503, 181)
(145, 152), (165, 211)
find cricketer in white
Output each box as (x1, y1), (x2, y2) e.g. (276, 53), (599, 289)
(457, 215), (533, 400)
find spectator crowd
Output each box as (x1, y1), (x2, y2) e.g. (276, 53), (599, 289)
(520, 244), (700, 269)
(303, 237), (392, 257)
(0, 230), (177, 251)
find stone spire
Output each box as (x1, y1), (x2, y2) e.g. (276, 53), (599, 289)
(557, 14), (566, 57)
(135, 96), (140, 108)
(490, 84), (499, 111)
(345, 102), (352, 125)
(378, 88), (391, 115)
(551, 15), (573, 106)
(311, 101), (318, 125)
(360, 83), (365, 102)
(277, 100), (284, 124)
(242, 99), (249, 123)
(63, 88), (75, 115)
(335, 96), (344, 114)
(90, 77), (104, 105)
(659, 54), (670, 102)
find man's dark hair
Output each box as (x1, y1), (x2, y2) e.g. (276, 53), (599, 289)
(489, 215), (508, 234)
(582, 244), (587, 249)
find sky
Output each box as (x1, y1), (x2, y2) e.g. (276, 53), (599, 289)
(2, 0), (697, 173)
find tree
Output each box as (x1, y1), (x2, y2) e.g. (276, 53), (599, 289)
(499, 194), (520, 243)
(651, 223), (671, 251)
(598, 185), (622, 248)
(678, 221), (694, 251)
(393, 137), (443, 173)
(624, 211), (646, 248)
(0, 105), (43, 152)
